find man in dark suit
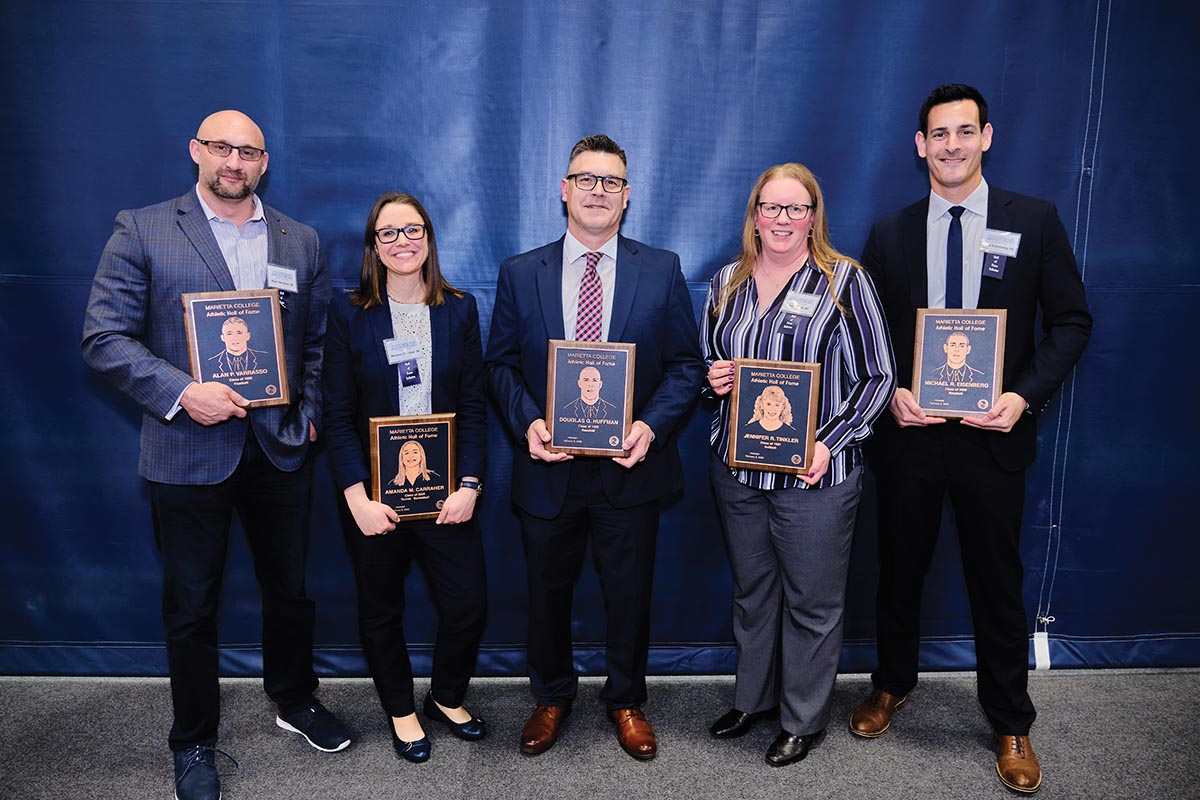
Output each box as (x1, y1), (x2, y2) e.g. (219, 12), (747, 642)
(852, 85), (1091, 794)
(82, 110), (349, 800)
(485, 134), (704, 761)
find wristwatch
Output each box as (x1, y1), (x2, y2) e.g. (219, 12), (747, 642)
(459, 478), (483, 496)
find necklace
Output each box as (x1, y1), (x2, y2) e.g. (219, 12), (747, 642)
(755, 253), (810, 293)
(387, 284), (426, 304)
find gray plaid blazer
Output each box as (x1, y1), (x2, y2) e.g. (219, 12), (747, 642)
(82, 188), (331, 485)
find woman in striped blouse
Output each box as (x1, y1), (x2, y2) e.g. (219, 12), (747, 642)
(702, 163), (895, 766)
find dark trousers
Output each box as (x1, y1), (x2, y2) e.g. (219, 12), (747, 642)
(520, 460), (659, 712)
(149, 430), (318, 752)
(341, 510), (487, 718)
(872, 423), (1036, 734)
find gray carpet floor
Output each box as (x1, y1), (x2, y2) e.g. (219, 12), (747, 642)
(2, 670), (1197, 799)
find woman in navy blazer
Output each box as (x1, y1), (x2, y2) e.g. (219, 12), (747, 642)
(323, 193), (488, 764)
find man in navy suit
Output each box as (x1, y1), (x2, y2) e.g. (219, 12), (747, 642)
(851, 85), (1091, 793)
(485, 134), (704, 761)
(82, 110), (349, 800)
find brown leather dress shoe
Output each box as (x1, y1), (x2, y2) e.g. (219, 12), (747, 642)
(849, 689), (907, 738)
(520, 705), (569, 755)
(996, 735), (1042, 793)
(610, 707), (657, 760)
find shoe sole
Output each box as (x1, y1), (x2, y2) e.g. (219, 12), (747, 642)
(520, 742), (556, 756)
(618, 744), (657, 761)
(275, 716), (351, 752)
(996, 763), (1042, 793)
(848, 697), (907, 739)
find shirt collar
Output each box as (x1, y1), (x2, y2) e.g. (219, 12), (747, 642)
(928, 177), (988, 223)
(564, 231), (619, 266)
(195, 184), (265, 224)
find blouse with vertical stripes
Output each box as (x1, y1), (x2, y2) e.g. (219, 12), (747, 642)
(700, 258), (896, 490)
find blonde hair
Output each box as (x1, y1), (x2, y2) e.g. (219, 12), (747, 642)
(713, 163), (858, 315)
(748, 385), (793, 427)
(393, 439), (436, 484)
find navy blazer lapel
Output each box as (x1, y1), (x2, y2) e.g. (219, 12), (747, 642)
(366, 302), (401, 414)
(537, 238), (567, 340)
(904, 197), (930, 310)
(979, 188), (1015, 308)
(176, 191), (236, 291)
(608, 236), (640, 341)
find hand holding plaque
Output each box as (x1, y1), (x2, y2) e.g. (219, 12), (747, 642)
(727, 358), (820, 475)
(182, 289), (289, 408)
(912, 309), (1007, 418)
(545, 340), (636, 456)
(370, 414), (456, 521)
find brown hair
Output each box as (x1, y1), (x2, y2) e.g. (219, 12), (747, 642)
(351, 193), (463, 309)
(567, 134), (627, 170)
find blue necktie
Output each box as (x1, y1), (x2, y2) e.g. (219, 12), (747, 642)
(946, 206), (966, 308)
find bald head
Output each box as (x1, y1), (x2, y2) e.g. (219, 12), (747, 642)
(196, 110), (266, 149)
(190, 109), (269, 209)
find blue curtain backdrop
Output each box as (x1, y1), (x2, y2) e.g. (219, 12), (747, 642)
(2, 1), (1197, 677)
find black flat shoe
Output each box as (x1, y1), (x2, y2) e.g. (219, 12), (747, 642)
(765, 729), (824, 767)
(709, 708), (762, 739)
(387, 713), (431, 763)
(423, 692), (487, 741)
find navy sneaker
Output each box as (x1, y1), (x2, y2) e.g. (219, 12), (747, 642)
(276, 700), (352, 752)
(173, 746), (237, 800)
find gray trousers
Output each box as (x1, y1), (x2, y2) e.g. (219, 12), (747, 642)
(710, 453), (862, 735)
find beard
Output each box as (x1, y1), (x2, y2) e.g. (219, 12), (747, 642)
(205, 168), (257, 201)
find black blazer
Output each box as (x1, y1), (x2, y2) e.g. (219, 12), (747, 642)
(484, 235), (704, 519)
(861, 187), (1092, 471)
(322, 290), (487, 493)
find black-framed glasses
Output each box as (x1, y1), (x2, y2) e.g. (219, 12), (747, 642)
(757, 202), (814, 221)
(375, 224), (426, 243)
(195, 139), (267, 162)
(566, 173), (628, 193)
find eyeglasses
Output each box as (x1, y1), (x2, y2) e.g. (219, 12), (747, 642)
(757, 202), (814, 221)
(195, 139), (267, 162)
(375, 224), (427, 243)
(566, 173), (628, 193)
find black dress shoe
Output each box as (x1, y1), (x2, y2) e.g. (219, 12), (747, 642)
(423, 692), (487, 741)
(709, 708), (762, 739)
(765, 729), (824, 767)
(387, 714), (431, 764)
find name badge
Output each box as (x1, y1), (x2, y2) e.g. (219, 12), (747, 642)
(266, 264), (299, 293)
(777, 290), (819, 334)
(980, 229), (1021, 258)
(383, 337), (422, 386)
(781, 290), (820, 317)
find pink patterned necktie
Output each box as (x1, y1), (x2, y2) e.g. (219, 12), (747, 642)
(574, 251), (603, 341)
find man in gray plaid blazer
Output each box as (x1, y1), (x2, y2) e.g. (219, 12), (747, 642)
(82, 110), (349, 800)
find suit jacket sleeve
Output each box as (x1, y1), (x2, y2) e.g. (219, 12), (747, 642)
(484, 257), (545, 441)
(297, 233), (331, 433)
(321, 293), (366, 492)
(635, 253), (704, 448)
(81, 210), (195, 419)
(1007, 203), (1091, 413)
(454, 293), (488, 478)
